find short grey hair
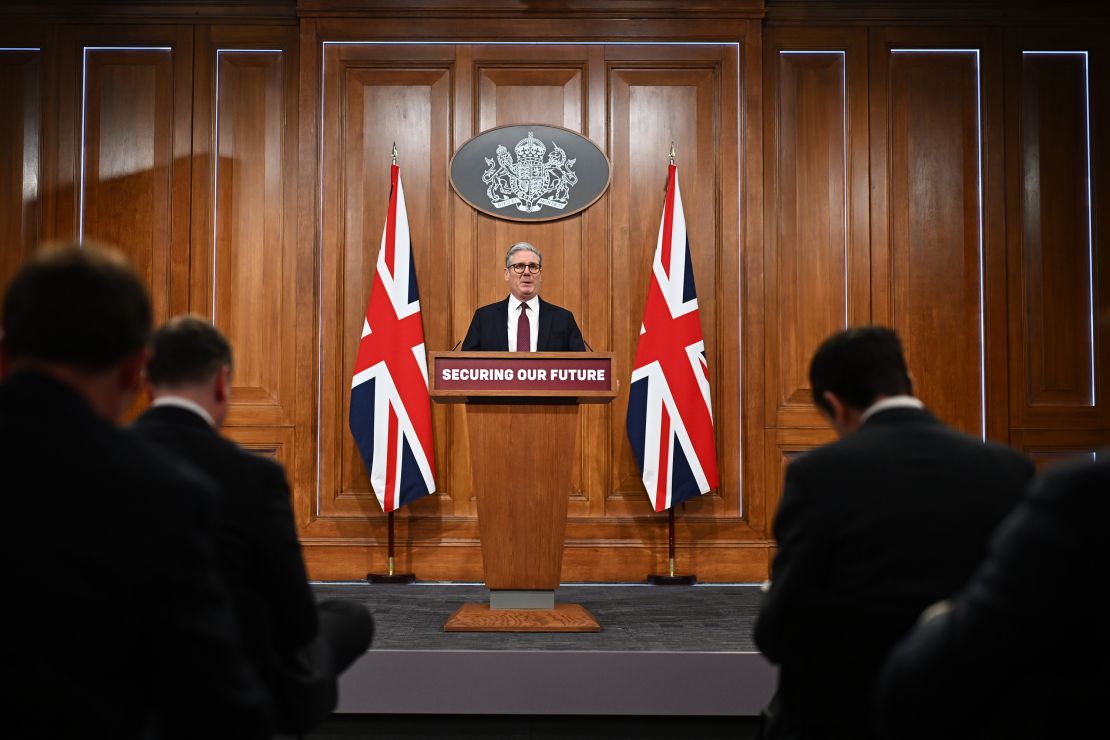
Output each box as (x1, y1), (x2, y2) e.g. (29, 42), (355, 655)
(504, 242), (542, 268)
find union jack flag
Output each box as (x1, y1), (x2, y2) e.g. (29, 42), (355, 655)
(626, 163), (719, 512)
(349, 163), (436, 513)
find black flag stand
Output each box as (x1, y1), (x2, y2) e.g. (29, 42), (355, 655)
(646, 506), (697, 585)
(367, 510), (416, 584)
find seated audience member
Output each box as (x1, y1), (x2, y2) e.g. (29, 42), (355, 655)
(0, 245), (272, 739)
(132, 314), (373, 734)
(753, 326), (1034, 740)
(874, 453), (1109, 740)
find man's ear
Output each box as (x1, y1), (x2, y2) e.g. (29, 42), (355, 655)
(118, 349), (148, 395)
(214, 364), (231, 405)
(504, 267), (511, 284)
(821, 390), (862, 437)
(822, 391), (846, 423)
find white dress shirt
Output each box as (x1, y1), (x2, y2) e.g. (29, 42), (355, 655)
(506, 295), (540, 352)
(859, 395), (924, 424)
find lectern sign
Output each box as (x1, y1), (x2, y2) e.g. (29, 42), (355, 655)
(431, 352), (615, 397)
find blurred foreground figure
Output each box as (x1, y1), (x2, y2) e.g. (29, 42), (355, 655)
(133, 314), (373, 735)
(0, 244), (272, 739)
(753, 326), (1034, 740)
(875, 453), (1110, 740)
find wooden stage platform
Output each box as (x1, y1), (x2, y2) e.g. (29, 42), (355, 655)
(310, 582), (776, 718)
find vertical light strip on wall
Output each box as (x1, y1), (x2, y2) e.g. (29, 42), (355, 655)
(212, 50), (223, 320)
(1023, 51), (1095, 404)
(891, 49), (985, 438)
(316, 43), (329, 515)
(731, 41), (742, 507)
(1, 48), (42, 205)
(779, 50), (849, 327)
(974, 49), (985, 439)
(78, 47), (89, 244)
(77, 46), (171, 246)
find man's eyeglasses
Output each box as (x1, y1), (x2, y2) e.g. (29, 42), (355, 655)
(508, 263), (542, 274)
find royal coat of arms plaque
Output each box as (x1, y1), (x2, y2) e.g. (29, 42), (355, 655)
(449, 124), (611, 223)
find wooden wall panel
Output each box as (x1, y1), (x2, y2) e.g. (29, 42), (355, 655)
(470, 48), (595, 513)
(1010, 428), (1103, 471)
(769, 51), (848, 420)
(55, 26), (194, 324)
(473, 54), (588, 322)
(885, 49), (985, 437)
(1012, 51), (1100, 423)
(760, 27), (871, 538)
(2, 3), (1106, 583)
(0, 48), (41, 292)
(226, 425), (295, 472)
(607, 51), (735, 521)
(212, 50), (290, 415)
(305, 39), (745, 581)
(315, 43), (455, 535)
(80, 48), (176, 319)
(190, 27), (300, 460)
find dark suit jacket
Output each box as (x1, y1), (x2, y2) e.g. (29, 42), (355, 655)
(875, 454), (1110, 740)
(131, 405), (320, 729)
(461, 297), (586, 351)
(0, 372), (272, 740)
(753, 406), (1034, 740)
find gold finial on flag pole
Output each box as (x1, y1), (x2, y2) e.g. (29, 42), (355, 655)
(669, 141), (676, 165)
(392, 142), (398, 165)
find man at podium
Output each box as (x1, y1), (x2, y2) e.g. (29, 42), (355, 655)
(461, 242), (586, 352)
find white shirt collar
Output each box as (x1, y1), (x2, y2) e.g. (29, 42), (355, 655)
(859, 395), (924, 424)
(509, 294), (539, 312)
(151, 395), (216, 428)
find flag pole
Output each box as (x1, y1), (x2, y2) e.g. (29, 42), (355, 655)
(646, 142), (696, 586)
(368, 509), (415, 584)
(367, 141), (417, 585)
(647, 504), (697, 585)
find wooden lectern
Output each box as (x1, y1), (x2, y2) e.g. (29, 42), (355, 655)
(429, 351), (617, 632)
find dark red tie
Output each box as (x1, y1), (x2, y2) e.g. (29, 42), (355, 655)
(517, 303), (531, 352)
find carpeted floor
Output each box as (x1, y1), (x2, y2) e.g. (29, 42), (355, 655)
(310, 582), (764, 652)
(305, 583), (768, 738)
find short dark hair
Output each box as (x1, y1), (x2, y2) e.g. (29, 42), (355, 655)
(2, 243), (152, 372)
(146, 314), (232, 387)
(809, 326), (913, 416)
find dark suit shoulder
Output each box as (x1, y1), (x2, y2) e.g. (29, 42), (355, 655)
(477, 298), (510, 314)
(133, 407), (288, 500)
(1029, 454), (1110, 513)
(785, 408), (1033, 505)
(538, 298), (572, 315)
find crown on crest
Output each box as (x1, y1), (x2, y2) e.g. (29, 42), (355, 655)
(514, 132), (547, 164)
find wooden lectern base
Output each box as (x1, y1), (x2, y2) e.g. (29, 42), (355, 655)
(444, 603), (600, 633)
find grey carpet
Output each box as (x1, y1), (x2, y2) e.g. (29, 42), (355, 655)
(310, 582), (763, 652)
(306, 583), (768, 738)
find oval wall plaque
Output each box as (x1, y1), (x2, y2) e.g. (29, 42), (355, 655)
(450, 124), (611, 223)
